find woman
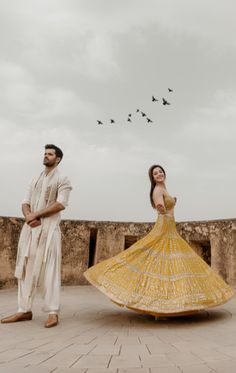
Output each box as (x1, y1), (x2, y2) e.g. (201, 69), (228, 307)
(84, 165), (233, 317)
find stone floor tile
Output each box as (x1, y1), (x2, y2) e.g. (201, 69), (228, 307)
(192, 347), (231, 362)
(69, 335), (98, 345)
(62, 344), (97, 355)
(179, 364), (215, 373)
(38, 352), (81, 368)
(120, 345), (149, 356)
(72, 354), (111, 369)
(150, 367), (181, 373)
(53, 368), (87, 373)
(116, 337), (141, 345)
(23, 367), (58, 373)
(86, 370), (117, 373)
(35, 342), (75, 353)
(88, 344), (120, 355)
(138, 336), (163, 344)
(0, 363), (53, 373)
(166, 351), (203, 366)
(109, 354), (141, 369)
(94, 336), (118, 345)
(0, 349), (34, 363)
(171, 341), (203, 352)
(146, 343), (178, 354)
(0, 362), (27, 373)
(216, 345), (236, 359)
(206, 359), (236, 373)
(12, 351), (57, 366)
(140, 353), (175, 368)
(118, 369), (150, 373)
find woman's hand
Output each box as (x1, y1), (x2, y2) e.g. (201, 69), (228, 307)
(156, 204), (166, 215)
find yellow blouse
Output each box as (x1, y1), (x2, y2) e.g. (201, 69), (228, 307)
(163, 194), (176, 209)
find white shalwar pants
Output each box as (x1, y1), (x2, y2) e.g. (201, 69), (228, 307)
(17, 232), (61, 314)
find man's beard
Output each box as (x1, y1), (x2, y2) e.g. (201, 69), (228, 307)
(43, 159), (56, 167)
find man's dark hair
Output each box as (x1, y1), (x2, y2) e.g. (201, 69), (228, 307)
(45, 144), (63, 162)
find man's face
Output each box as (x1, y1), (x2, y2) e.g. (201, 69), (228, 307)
(43, 149), (59, 167)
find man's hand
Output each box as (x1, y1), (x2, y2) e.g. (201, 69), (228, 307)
(25, 212), (38, 224)
(28, 219), (41, 228)
(25, 202), (65, 224)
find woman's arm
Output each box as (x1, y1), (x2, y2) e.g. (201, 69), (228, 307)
(152, 187), (166, 214)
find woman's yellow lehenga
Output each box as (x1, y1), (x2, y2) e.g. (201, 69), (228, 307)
(84, 196), (234, 317)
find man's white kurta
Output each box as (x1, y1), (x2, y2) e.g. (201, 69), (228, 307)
(15, 168), (72, 313)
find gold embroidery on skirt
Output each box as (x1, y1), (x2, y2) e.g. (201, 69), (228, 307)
(84, 215), (234, 315)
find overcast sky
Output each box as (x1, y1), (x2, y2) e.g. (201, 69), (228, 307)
(0, 0), (235, 223)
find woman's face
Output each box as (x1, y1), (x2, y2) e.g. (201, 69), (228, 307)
(152, 167), (165, 184)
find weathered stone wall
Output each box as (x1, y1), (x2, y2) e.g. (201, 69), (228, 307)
(178, 219), (236, 286)
(0, 216), (236, 289)
(0, 217), (22, 288)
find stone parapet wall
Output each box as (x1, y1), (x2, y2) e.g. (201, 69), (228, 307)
(0, 216), (236, 289)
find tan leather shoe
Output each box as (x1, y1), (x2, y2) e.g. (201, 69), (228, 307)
(1, 311), (33, 323)
(44, 314), (58, 328)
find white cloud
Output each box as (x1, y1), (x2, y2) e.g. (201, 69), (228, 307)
(0, 1), (236, 222)
(82, 33), (120, 80)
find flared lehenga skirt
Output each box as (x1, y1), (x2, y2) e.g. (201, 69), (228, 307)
(84, 215), (234, 316)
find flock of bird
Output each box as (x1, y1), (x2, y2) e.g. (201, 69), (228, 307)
(97, 88), (173, 126)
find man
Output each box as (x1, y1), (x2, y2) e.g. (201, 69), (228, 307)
(1, 144), (72, 328)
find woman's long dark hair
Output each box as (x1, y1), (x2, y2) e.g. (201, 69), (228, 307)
(148, 164), (166, 208)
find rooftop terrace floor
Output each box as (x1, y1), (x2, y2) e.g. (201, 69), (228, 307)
(0, 286), (236, 373)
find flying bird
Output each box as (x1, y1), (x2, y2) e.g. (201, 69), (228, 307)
(168, 88), (173, 92)
(136, 109), (140, 112)
(152, 96), (158, 102)
(110, 119), (115, 124)
(146, 118), (153, 123)
(127, 117), (132, 122)
(162, 98), (171, 106)
(97, 120), (103, 125)
(128, 113), (132, 117)
(141, 111), (146, 117)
